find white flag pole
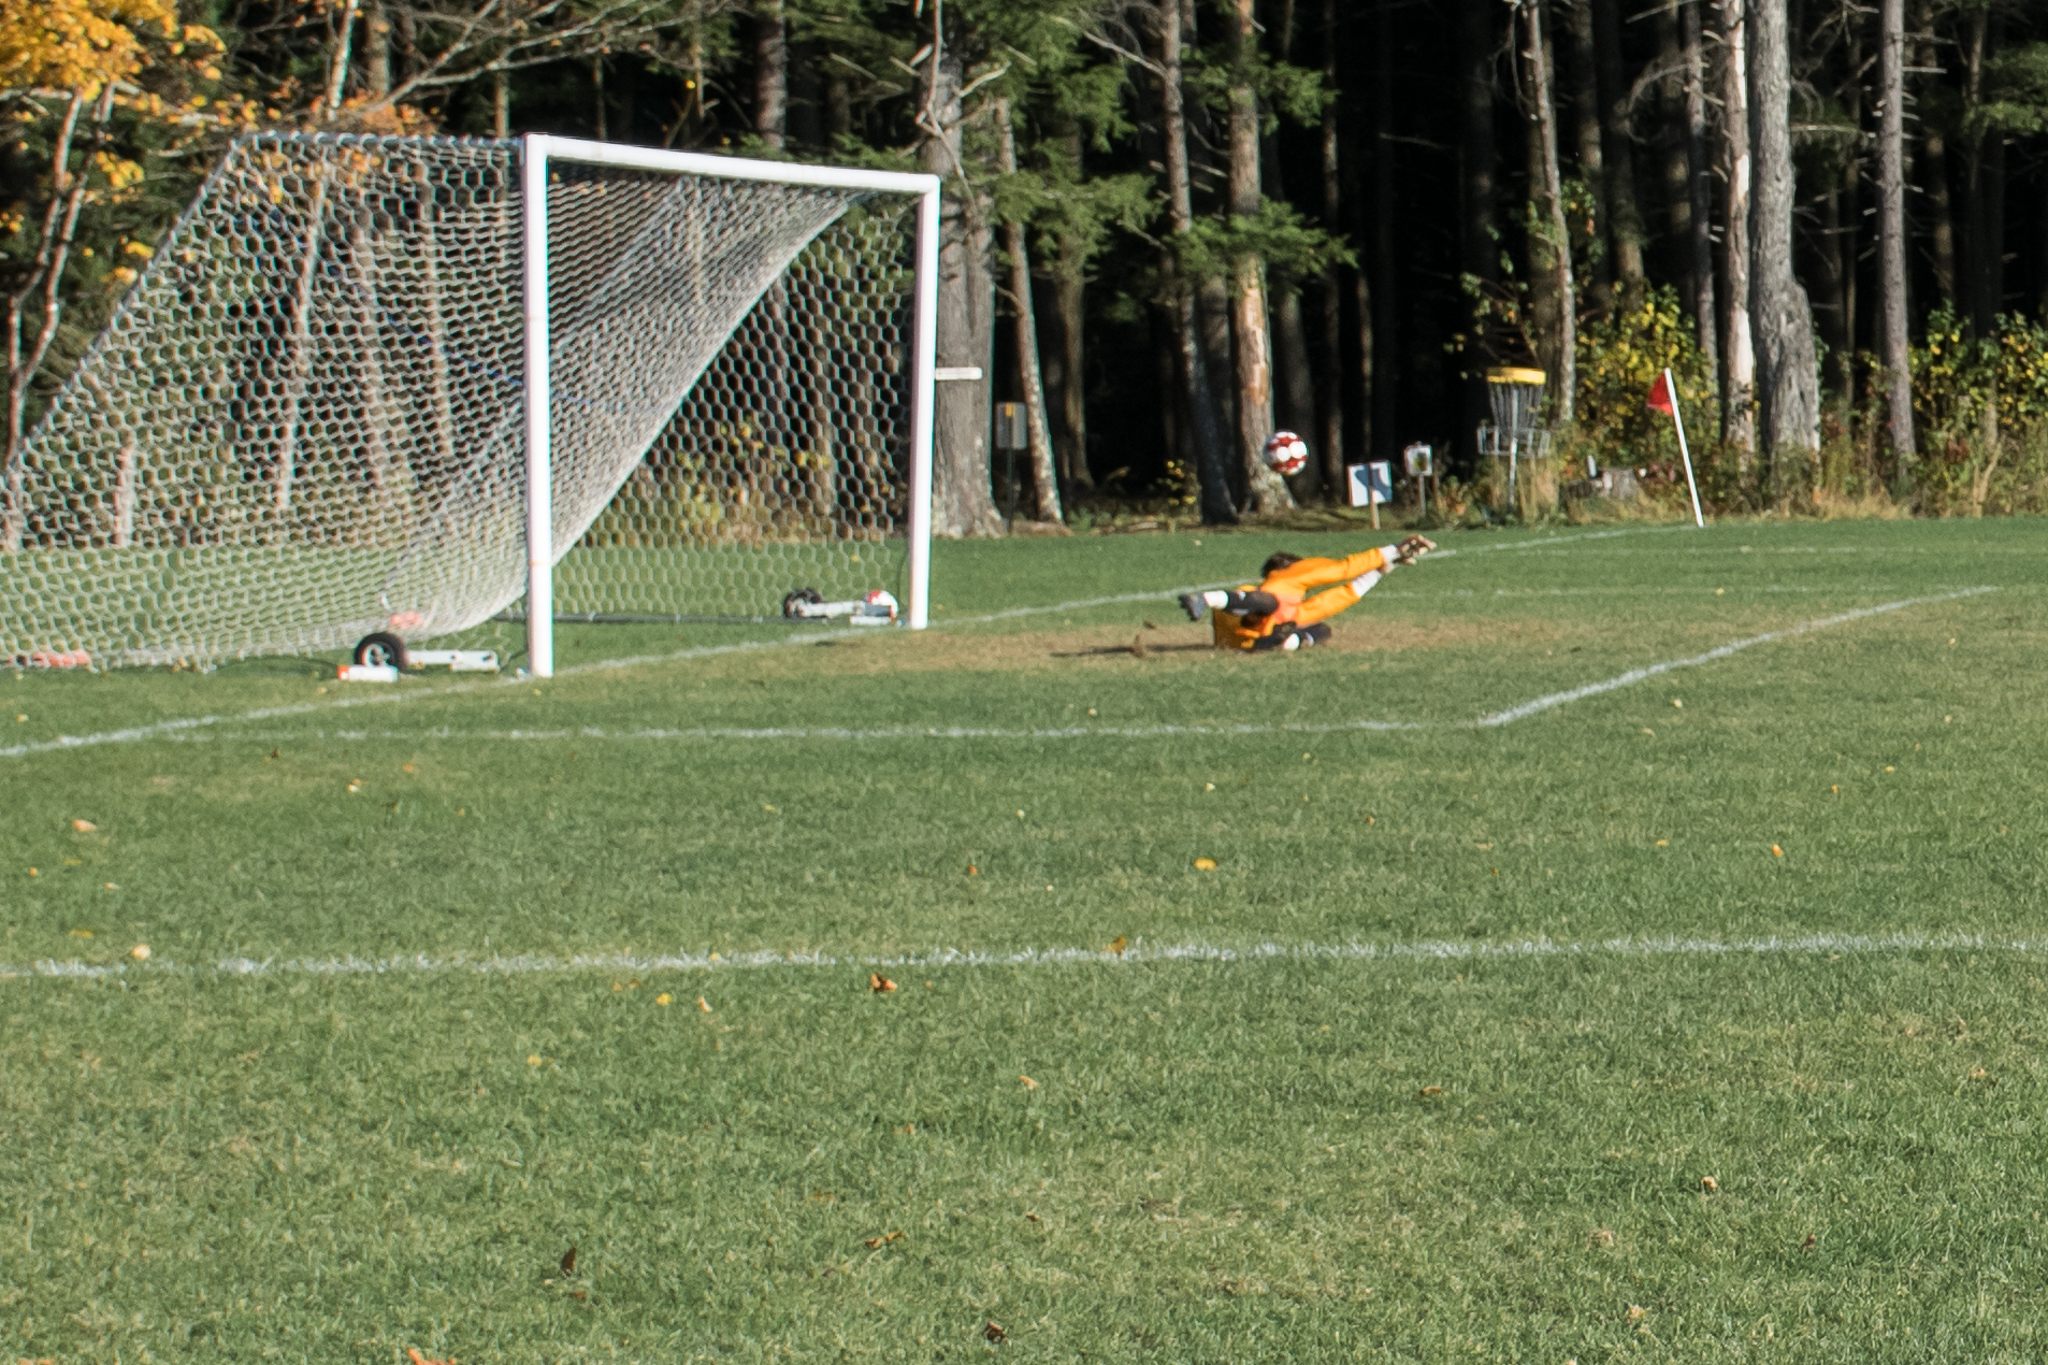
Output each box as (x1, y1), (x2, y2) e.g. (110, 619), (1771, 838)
(1665, 367), (1705, 529)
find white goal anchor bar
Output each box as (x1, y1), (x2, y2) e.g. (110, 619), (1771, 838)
(518, 134), (943, 677)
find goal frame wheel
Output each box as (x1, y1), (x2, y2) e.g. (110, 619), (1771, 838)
(353, 632), (409, 669)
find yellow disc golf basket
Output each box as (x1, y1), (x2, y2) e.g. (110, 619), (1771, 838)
(1476, 367), (1553, 507)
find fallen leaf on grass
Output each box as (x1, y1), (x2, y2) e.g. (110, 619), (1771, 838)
(1640, 728), (1655, 737)
(1193, 857), (1218, 870)
(526, 1055), (543, 1067)
(863, 1230), (904, 1249)
(406, 1350), (450, 1365)
(1801, 1233), (1816, 1251)
(1025, 1212), (1041, 1222)
(967, 864), (978, 875)
(131, 944), (149, 961)
(1700, 1176), (1718, 1192)
(698, 996), (712, 1012)
(1628, 1305), (1647, 1323)
(655, 993), (673, 1006)
(1671, 698), (1683, 709)
(1108, 936), (1128, 956)
(1019, 1075), (1038, 1089)
(71, 819), (95, 832)
(68, 929), (92, 939)
(1589, 1228), (1615, 1247)
(1418, 1086), (1443, 1098)
(983, 1320), (1008, 1344)
(870, 974), (896, 994)
(1771, 845), (1783, 858)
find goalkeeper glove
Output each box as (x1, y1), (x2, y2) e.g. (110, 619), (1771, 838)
(1392, 535), (1436, 565)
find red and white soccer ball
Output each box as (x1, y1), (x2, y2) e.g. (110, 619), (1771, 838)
(1262, 430), (1309, 476)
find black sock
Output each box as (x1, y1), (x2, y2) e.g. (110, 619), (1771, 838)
(1225, 590), (1280, 617)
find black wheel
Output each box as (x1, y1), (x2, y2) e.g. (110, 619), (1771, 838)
(353, 632), (408, 668)
(782, 587), (823, 618)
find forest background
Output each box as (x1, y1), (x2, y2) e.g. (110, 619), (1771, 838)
(6, 0), (2048, 534)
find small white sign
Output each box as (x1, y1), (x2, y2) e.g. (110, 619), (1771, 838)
(1403, 443), (1433, 477)
(933, 366), (984, 383)
(1347, 462), (1394, 507)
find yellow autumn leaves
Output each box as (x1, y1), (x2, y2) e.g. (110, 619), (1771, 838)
(0, 0), (219, 97)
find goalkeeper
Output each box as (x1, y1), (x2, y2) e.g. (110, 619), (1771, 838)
(1178, 535), (1435, 651)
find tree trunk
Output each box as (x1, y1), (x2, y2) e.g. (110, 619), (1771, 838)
(364, 0), (392, 98)
(1460, 0), (1501, 468)
(1655, 2), (1693, 289)
(1372, 0), (1398, 456)
(1274, 287), (1318, 498)
(493, 69), (510, 138)
(1877, 0), (1914, 458)
(1927, 129), (1957, 308)
(1719, 0), (1755, 455)
(1680, 0), (1717, 389)
(1591, 0), (1644, 301)
(1526, 0), (1576, 421)
(1229, 0), (1292, 513)
(754, 0), (787, 149)
(1921, 2), (1956, 309)
(1962, 8), (2006, 334)
(1159, 0), (1238, 523)
(826, 70), (851, 143)
(1821, 14), (1860, 407)
(1318, 0), (1345, 494)
(996, 98), (1063, 526)
(592, 58), (607, 140)
(6, 92), (94, 553)
(1748, 0), (1819, 476)
(324, 0), (360, 117)
(923, 42), (1002, 537)
(1563, 0), (1611, 315)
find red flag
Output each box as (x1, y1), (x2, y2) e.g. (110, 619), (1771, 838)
(1646, 371), (1676, 416)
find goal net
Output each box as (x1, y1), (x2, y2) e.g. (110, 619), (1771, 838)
(2, 132), (937, 673)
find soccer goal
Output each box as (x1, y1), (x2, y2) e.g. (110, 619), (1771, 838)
(2, 132), (940, 676)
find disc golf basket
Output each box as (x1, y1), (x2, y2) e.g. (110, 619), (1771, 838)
(1476, 367), (1553, 512)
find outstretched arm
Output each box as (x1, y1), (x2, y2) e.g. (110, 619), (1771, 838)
(1287, 536), (1435, 627)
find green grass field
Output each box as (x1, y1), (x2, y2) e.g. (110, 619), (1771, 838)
(5, 516), (2048, 1361)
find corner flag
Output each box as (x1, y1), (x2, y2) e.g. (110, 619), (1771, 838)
(1646, 366), (1704, 528)
(1647, 370), (1677, 417)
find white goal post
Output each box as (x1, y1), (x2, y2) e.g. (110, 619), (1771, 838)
(518, 134), (940, 676)
(2, 132), (939, 674)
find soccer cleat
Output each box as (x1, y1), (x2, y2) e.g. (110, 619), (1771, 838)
(1178, 592), (1208, 622)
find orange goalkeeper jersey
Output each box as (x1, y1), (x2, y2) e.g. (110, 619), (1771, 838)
(1212, 547), (1394, 650)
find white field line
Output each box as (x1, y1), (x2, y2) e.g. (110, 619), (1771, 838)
(0, 929), (2020, 984)
(175, 584), (1998, 746)
(1474, 585), (1995, 727)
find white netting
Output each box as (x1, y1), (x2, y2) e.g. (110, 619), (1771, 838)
(2, 133), (920, 666)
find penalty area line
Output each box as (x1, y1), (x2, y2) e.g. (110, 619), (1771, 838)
(1475, 585), (1997, 726)
(0, 929), (2020, 984)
